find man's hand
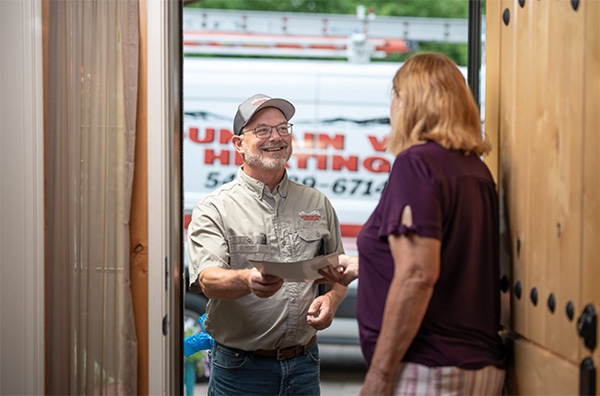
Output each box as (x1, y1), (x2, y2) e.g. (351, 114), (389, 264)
(316, 254), (359, 286)
(247, 268), (284, 298)
(306, 294), (336, 330)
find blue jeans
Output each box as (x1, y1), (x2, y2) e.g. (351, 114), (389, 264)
(207, 341), (321, 396)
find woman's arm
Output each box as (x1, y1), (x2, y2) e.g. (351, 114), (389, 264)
(360, 232), (441, 396)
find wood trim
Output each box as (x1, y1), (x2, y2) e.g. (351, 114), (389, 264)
(42, 0), (49, 393)
(130, 0), (149, 394)
(581, 0), (600, 388)
(147, 0), (169, 392)
(484, 0), (500, 185)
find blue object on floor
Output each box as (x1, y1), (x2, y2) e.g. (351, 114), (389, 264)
(184, 314), (214, 358)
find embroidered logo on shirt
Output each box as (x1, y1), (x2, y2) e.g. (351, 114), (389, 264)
(299, 210), (322, 222)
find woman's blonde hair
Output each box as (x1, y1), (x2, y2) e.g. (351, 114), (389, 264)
(387, 53), (490, 156)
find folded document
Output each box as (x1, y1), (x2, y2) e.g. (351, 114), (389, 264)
(249, 252), (340, 282)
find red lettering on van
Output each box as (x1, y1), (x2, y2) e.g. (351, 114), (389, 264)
(294, 153), (311, 169)
(219, 129), (234, 144)
(317, 133), (344, 149)
(300, 133), (315, 148)
(190, 127), (215, 143)
(204, 149), (230, 165)
(292, 153), (328, 170)
(332, 155), (358, 171)
(367, 135), (388, 152)
(363, 156), (390, 173)
(292, 132), (345, 149)
(316, 155), (327, 170)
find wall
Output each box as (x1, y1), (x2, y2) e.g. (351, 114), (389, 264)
(0, 0), (45, 394)
(486, 0), (600, 394)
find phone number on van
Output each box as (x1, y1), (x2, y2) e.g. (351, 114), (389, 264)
(204, 171), (387, 197)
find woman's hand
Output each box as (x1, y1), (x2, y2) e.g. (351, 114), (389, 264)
(316, 254), (359, 286)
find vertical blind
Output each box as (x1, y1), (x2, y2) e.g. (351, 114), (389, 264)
(46, 1), (139, 394)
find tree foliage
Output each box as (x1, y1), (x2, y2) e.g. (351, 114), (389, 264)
(187, 0), (469, 16)
(186, 0), (476, 65)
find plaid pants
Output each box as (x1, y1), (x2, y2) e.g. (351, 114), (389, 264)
(393, 362), (505, 396)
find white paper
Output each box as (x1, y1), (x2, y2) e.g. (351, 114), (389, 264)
(249, 252), (340, 282)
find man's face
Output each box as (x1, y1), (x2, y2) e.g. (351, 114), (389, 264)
(239, 107), (293, 170)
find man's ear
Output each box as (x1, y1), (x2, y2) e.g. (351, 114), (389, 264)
(232, 135), (244, 155)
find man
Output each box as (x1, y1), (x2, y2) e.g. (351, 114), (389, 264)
(187, 93), (347, 396)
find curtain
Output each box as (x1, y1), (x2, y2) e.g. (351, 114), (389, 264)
(46, 1), (139, 394)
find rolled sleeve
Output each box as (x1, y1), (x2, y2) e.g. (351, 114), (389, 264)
(324, 197), (344, 255)
(187, 201), (230, 293)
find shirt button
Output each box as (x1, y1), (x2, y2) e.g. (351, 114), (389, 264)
(316, 231), (320, 237)
(247, 237), (252, 243)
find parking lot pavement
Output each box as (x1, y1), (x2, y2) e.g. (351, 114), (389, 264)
(319, 343), (365, 370)
(320, 343), (366, 396)
(320, 369), (364, 396)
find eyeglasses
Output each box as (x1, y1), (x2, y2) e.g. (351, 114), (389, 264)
(241, 123), (293, 139)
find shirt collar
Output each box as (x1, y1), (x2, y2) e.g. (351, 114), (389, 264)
(237, 167), (290, 200)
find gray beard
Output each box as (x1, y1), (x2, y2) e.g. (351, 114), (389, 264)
(242, 141), (292, 169)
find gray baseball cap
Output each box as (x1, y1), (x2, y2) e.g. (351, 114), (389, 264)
(233, 94), (295, 135)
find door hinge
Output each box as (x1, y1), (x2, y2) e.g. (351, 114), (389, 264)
(162, 314), (168, 336)
(165, 256), (169, 292)
(577, 304), (597, 351)
(579, 358), (596, 396)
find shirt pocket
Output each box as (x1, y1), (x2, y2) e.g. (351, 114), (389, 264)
(228, 235), (269, 268)
(295, 227), (331, 260)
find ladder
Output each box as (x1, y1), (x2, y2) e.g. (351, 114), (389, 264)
(183, 7), (471, 62)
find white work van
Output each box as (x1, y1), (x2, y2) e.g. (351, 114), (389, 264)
(183, 57), (401, 253)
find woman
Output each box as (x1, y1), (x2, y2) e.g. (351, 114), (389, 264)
(321, 53), (506, 395)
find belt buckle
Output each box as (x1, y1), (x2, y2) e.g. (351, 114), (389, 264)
(276, 347), (286, 361)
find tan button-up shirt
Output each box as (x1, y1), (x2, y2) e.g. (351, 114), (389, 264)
(188, 168), (343, 350)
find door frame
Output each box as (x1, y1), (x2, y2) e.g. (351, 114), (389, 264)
(0, 0), (45, 394)
(147, 0), (183, 394)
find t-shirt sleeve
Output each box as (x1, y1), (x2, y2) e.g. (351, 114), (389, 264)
(376, 150), (442, 240)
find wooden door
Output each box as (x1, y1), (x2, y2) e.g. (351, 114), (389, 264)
(485, 0), (600, 394)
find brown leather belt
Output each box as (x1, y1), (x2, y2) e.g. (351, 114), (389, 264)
(253, 335), (317, 361)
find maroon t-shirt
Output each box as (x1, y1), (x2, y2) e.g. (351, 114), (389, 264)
(356, 141), (506, 369)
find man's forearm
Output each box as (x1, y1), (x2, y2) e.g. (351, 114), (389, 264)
(198, 267), (252, 300)
(325, 282), (348, 309)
